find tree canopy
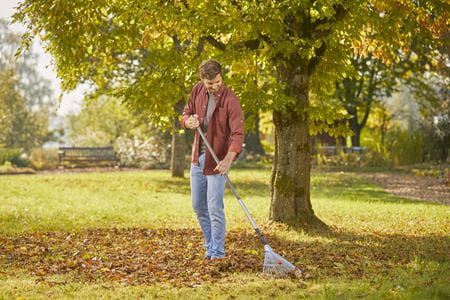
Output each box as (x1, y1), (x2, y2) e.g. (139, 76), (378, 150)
(12, 0), (448, 128)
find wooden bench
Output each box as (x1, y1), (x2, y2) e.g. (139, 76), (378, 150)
(58, 147), (118, 166)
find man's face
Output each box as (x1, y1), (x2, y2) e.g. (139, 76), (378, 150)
(202, 73), (223, 94)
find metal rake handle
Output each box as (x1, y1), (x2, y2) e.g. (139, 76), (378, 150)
(196, 127), (268, 245)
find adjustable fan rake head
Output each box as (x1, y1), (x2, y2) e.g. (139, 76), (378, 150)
(263, 245), (302, 277)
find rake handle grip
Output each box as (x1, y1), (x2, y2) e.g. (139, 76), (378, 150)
(196, 127), (268, 245)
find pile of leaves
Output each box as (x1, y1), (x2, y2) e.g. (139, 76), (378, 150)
(1, 227), (446, 287)
(0, 228), (276, 286)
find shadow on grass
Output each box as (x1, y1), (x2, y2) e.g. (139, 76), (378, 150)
(264, 226), (449, 282)
(155, 172), (438, 206)
(314, 185), (443, 206)
(154, 178), (270, 197)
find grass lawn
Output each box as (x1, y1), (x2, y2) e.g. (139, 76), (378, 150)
(0, 169), (448, 299)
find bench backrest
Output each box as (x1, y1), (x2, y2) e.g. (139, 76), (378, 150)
(58, 147), (116, 161)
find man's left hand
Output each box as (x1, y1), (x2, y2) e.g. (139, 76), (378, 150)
(214, 152), (237, 174)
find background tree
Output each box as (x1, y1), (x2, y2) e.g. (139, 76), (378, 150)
(66, 95), (172, 167)
(0, 19), (55, 152)
(0, 68), (51, 151)
(14, 0), (449, 227)
(335, 54), (397, 147)
(335, 49), (443, 148)
(244, 113), (266, 157)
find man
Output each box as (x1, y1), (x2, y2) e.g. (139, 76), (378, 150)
(181, 59), (244, 259)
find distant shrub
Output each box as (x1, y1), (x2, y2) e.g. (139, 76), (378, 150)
(384, 129), (424, 165)
(30, 148), (59, 170)
(115, 135), (170, 168)
(260, 139), (274, 156)
(316, 152), (358, 167)
(316, 150), (390, 168)
(0, 161), (15, 173)
(361, 150), (391, 167)
(362, 123), (448, 165)
(0, 148), (28, 167)
(0, 161), (35, 174)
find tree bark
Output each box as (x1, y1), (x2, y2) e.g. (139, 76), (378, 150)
(171, 100), (187, 177)
(269, 65), (324, 228)
(349, 121), (361, 147)
(347, 107), (362, 147)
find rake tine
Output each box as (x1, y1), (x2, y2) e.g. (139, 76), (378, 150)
(262, 245), (298, 277)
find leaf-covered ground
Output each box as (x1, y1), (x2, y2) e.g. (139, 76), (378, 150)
(0, 228), (265, 287)
(1, 226), (447, 288)
(0, 170), (448, 298)
(362, 172), (450, 205)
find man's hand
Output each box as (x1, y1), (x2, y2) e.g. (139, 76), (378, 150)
(214, 152), (237, 174)
(185, 114), (200, 129)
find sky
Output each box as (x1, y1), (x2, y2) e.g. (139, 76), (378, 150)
(1, 0), (84, 116)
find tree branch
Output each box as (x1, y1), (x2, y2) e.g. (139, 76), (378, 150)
(196, 37), (205, 55)
(203, 34), (268, 51)
(308, 44), (327, 72)
(204, 35), (227, 50)
(355, 56), (368, 98)
(360, 68), (377, 128)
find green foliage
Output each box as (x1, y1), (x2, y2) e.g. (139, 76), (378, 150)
(410, 165), (448, 179)
(0, 69), (52, 152)
(0, 148), (27, 167)
(260, 139), (275, 156)
(362, 126), (426, 166)
(420, 82), (450, 162)
(66, 96), (132, 147)
(12, 0), (448, 135)
(0, 161), (35, 174)
(315, 150), (389, 168)
(29, 148), (59, 170)
(359, 79), (449, 166)
(0, 161), (16, 173)
(333, 51), (446, 147)
(387, 129), (425, 165)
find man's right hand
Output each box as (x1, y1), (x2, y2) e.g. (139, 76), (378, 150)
(185, 114), (200, 129)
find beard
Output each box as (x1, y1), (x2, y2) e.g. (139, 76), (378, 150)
(208, 85), (220, 94)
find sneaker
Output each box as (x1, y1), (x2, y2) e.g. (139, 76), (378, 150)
(209, 256), (226, 261)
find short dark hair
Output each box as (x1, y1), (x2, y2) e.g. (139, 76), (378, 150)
(199, 59), (222, 80)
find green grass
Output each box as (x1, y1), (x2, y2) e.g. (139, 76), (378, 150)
(0, 169), (449, 299)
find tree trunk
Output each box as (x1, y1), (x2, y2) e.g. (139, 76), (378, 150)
(439, 139), (449, 162)
(171, 100), (187, 177)
(351, 128), (361, 147)
(171, 128), (185, 177)
(244, 113), (265, 156)
(348, 114), (361, 147)
(269, 66), (324, 228)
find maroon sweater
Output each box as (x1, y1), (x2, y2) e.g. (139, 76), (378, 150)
(181, 82), (244, 175)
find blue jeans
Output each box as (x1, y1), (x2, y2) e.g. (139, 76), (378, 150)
(190, 153), (227, 258)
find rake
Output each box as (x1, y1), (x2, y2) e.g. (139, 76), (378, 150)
(197, 127), (300, 277)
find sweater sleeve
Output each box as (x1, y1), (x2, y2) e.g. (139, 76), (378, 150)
(180, 84), (199, 129)
(227, 96), (245, 154)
